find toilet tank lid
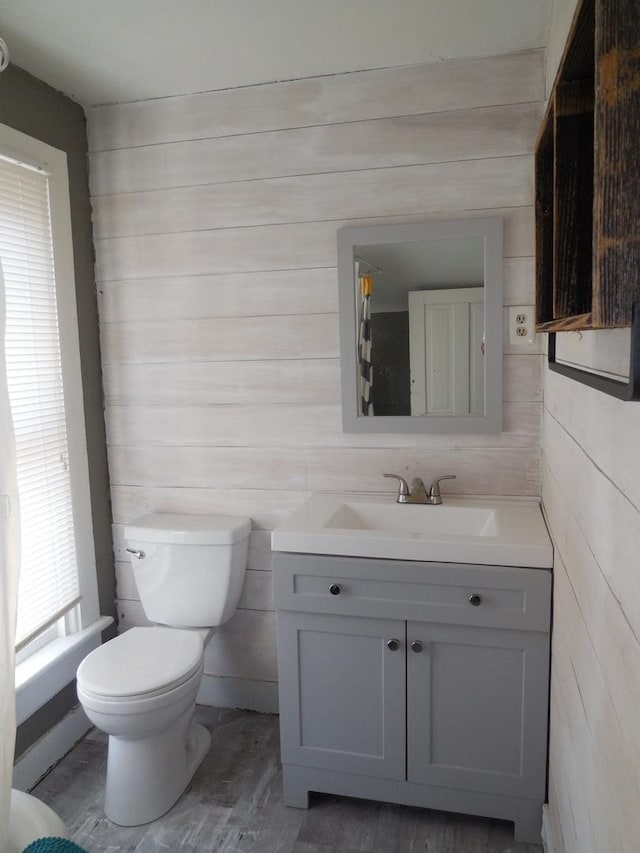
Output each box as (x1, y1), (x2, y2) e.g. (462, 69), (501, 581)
(124, 512), (251, 545)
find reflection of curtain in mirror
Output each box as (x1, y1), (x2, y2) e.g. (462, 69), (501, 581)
(358, 271), (374, 415)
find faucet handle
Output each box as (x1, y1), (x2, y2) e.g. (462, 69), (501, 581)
(428, 475), (457, 502)
(383, 473), (410, 501)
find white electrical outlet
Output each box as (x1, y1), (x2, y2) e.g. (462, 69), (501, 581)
(508, 306), (536, 345)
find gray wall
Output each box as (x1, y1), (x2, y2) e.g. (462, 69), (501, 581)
(0, 65), (115, 754)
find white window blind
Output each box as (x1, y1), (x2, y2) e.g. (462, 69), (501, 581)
(0, 153), (81, 650)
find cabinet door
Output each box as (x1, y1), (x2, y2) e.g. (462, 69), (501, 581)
(407, 621), (549, 799)
(277, 611), (406, 779)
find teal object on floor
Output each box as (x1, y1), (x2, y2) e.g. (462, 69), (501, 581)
(22, 838), (89, 853)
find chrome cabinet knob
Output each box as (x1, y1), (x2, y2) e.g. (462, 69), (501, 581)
(329, 583), (342, 596)
(469, 593), (483, 607)
(410, 640), (424, 653)
(386, 638), (400, 651)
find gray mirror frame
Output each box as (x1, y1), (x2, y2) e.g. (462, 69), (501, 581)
(337, 217), (503, 434)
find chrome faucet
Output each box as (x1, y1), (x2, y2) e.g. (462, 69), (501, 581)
(384, 473), (456, 505)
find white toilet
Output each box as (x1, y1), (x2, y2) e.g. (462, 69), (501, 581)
(76, 512), (251, 827)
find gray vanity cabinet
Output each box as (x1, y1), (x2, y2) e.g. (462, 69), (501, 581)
(406, 620), (549, 799)
(276, 611), (406, 779)
(274, 552), (552, 844)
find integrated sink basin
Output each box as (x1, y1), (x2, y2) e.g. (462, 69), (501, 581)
(272, 493), (553, 568)
(325, 501), (498, 538)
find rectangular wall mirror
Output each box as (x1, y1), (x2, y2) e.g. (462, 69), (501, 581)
(337, 217), (503, 433)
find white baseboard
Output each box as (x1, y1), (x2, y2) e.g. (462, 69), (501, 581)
(13, 705), (92, 792)
(197, 675), (278, 714)
(541, 803), (556, 853)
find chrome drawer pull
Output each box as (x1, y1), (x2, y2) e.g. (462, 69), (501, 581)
(329, 583), (342, 596)
(468, 593), (483, 607)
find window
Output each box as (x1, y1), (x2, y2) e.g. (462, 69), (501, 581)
(1, 123), (108, 720)
(1, 152), (83, 651)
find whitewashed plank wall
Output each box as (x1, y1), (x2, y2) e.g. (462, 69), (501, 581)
(89, 51), (545, 712)
(542, 375), (640, 853)
(541, 2), (640, 849)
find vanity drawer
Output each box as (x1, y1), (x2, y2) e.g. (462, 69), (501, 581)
(273, 552), (551, 632)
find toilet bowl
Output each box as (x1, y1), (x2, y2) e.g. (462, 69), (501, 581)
(76, 513), (251, 826)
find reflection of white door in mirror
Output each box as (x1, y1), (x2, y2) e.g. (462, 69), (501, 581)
(408, 288), (484, 416)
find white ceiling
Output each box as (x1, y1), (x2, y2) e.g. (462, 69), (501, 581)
(0, 0), (551, 107)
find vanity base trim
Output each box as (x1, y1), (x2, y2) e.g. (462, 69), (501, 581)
(281, 763), (542, 845)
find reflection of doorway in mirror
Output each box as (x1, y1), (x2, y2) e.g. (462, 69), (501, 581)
(408, 288), (484, 416)
(370, 311), (410, 416)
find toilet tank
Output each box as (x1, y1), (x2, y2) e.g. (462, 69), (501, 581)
(123, 513), (251, 628)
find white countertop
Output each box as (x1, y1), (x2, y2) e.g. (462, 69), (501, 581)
(271, 493), (553, 569)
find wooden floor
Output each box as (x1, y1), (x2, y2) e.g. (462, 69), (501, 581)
(33, 707), (543, 853)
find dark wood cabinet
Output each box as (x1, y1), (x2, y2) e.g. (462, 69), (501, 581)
(535, 0), (640, 332)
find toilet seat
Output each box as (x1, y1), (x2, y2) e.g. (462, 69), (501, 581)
(77, 626), (203, 700)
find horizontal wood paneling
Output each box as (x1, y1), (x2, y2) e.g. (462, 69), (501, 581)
(237, 570), (274, 612)
(196, 676), (278, 713)
(100, 313), (339, 365)
(543, 467), (640, 778)
(102, 359), (342, 406)
(107, 445), (540, 495)
(97, 256), (533, 324)
(503, 257), (536, 305)
(504, 355), (543, 401)
(203, 610), (277, 682)
(89, 51), (544, 151)
(96, 207), (534, 282)
(542, 365), (640, 853)
(543, 409), (640, 630)
(97, 268), (337, 323)
(109, 486), (307, 529)
(90, 53), (544, 711)
(104, 402), (541, 449)
(102, 354), (541, 407)
(96, 220), (336, 281)
(95, 208), (536, 283)
(542, 465), (640, 853)
(91, 103), (542, 196)
(544, 369), (640, 511)
(102, 309), (545, 366)
(548, 558), (629, 853)
(92, 156), (533, 238)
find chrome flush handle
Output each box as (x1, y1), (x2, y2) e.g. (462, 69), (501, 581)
(126, 547), (145, 560)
